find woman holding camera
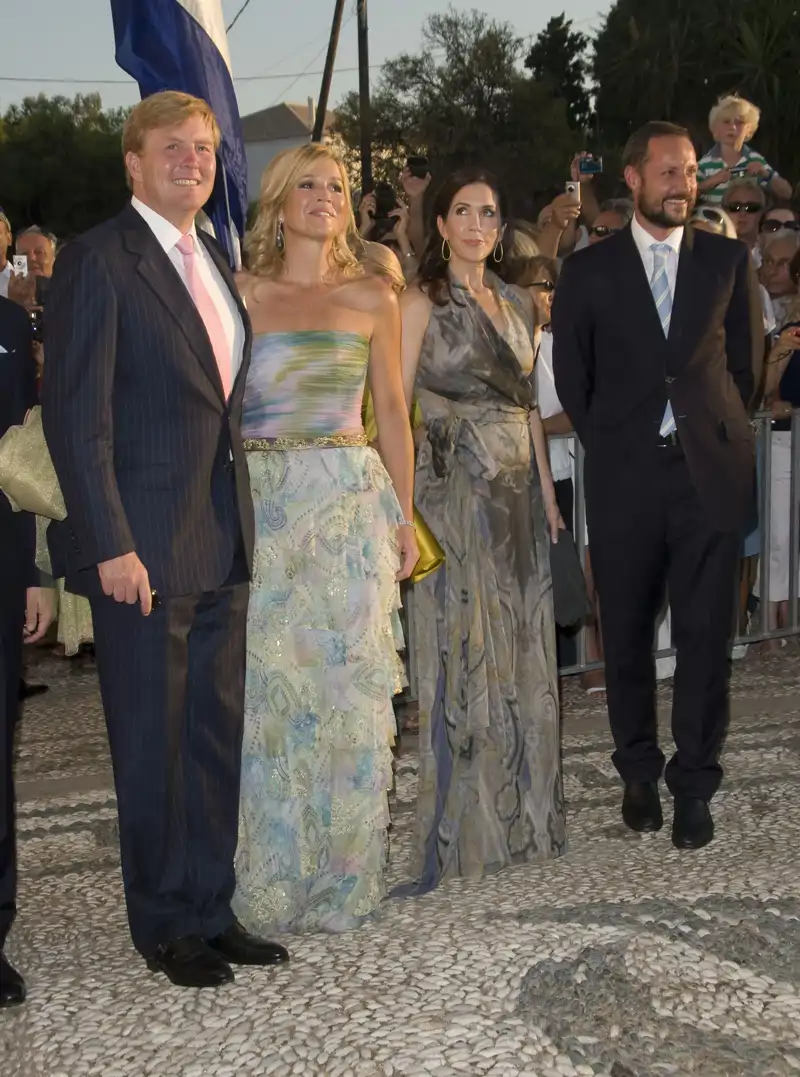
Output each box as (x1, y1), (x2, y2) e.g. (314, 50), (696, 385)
(395, 168), (566, 896)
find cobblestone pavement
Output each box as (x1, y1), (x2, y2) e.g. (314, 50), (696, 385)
(4, 647), (800, 1077)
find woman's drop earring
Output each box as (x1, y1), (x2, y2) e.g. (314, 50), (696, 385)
(276, 219), (285, 253)
(441, 238), (451, 262)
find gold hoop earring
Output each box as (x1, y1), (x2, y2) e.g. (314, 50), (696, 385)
(492, 241), (504, 263)
(441, 238), (451, 262)
(276, 219), (285, 253)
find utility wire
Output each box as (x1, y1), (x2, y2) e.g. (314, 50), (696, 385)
(226, 0), (254, 34)
(0, 62), (386, 86)
(267, 12), (354, 107)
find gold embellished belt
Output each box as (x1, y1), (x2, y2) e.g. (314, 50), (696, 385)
(243, 432), (369, 452)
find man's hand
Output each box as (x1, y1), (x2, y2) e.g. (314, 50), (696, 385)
(399, 167), (431, 203)
(24, 587), (56, 643)
(32, 342), (44, 374)
(7, 273), (37, 311)
(98, 552), (152, 615)
(570, 152), (594, 184)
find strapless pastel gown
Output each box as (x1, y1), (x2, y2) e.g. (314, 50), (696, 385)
(232, 331), (405, 935)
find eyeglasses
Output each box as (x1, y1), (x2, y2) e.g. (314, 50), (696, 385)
(531, 280), (555, 292)
(724, 202), (763, 214)
(589, 226), (621, 238)
(762, 219), (800, 233)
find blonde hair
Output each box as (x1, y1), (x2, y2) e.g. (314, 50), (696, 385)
(709, 94), (760, 142)
(122, 91), (221, 191)
(123, 91), (221, 157)
(359, 240), (406, 294)
(245, 143), (361, 280)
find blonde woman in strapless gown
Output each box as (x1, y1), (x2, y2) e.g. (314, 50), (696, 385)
(232, 145), (417, 936)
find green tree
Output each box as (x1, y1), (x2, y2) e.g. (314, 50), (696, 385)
(524, 14), (592, 134)
(592, 0), (800, 184)
(0, 94), (129, 239)
(334, 8), (577, 213)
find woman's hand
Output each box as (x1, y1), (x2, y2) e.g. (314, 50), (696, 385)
(746, 160), (770, 178)
(396, 523), (420, 581)
(543, 487), (566, 544)
(399, 168), (431, 204)
(547, 192), (582, 232)
(359, 192), (377, 237)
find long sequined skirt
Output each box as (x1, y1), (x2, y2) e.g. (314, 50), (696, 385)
(233, 445), (405, 935)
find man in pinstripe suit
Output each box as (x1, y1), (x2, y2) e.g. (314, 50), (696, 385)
(42, 92), (288, 988)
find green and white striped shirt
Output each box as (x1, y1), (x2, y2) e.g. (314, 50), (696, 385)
(697, 143), (775, 204)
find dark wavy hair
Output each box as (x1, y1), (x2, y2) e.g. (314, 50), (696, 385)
(416, 167), (507, 307)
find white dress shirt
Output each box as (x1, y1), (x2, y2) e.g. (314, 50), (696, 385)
(131, 196), (243, 387)
(535, 330), (573, 483)
(0, 262), (11, 299)
(630, 214), (683, 301)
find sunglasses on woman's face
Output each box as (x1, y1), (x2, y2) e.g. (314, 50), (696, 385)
(724, 202), (763, 214)
(762, 219), (800, 232)
(589, 225), (621, 238)
(532, 280), (555, 292)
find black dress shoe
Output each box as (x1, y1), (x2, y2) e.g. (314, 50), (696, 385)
(19, 680), (48, 701)
(0, 953), (26, 1008)
(672, 797), (714, 850)
(145, 935), (234, 988)
(207, 921), (289, 967)
(621, 781), (663, 832)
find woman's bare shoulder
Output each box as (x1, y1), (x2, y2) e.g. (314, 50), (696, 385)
(400, 283), (434, 318)
(343, 273), (399, 316)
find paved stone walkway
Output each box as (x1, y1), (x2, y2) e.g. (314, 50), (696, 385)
(4, 648), (800, 1077)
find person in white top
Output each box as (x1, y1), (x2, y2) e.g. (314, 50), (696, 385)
(0, 211), (11, 299)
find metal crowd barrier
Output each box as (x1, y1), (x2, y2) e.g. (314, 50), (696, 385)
(401, 408), (800, 701)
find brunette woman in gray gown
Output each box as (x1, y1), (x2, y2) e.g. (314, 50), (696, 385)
(396, 169), (566, 894)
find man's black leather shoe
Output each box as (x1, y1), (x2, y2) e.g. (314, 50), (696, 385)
(145, 936), (234, 988)
(672, 797), (714, 850)
(0, 953), (26, 1008)
(622, 781), (663, 832)
(207, 921), (289, 966)
(19, 680), (48, 701)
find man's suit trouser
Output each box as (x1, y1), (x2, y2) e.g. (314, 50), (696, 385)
(0, 581), (25, 948)
(90, 573), (248, 956)
(588, 444), (740, 802)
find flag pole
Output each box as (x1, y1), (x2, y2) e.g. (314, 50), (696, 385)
(221, 162), (241, 270)
(356, 0), (373, 194)
(313, 0), (347, 143)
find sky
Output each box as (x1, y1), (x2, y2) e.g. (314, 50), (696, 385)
(3, 0), (609, 118)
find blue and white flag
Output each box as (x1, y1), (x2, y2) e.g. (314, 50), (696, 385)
(110, 0), (247, 267)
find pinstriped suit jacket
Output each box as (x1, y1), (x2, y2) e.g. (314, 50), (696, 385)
(0, 296), (39, 593)
(41, 203), (255, 597)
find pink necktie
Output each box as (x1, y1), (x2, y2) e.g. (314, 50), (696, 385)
(175, 233), (233, 398)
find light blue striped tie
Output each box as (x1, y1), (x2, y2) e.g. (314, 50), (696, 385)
(650, 243), (676, 436)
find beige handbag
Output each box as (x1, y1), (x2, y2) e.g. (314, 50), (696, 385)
(0, 405), (66, 519)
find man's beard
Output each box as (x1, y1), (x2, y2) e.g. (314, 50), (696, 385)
(638, 190), (694, 229)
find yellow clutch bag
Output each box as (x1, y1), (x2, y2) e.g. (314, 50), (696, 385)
(362, 390), (445, 585)
(0, 405), (66, 520)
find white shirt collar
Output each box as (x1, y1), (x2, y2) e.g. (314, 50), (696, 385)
(0, 263), (10, 279)
(630, 213), (684, 259)
(130, 196), (198, 255)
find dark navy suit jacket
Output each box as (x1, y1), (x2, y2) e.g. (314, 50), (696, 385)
(41, 203), (254, 597)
